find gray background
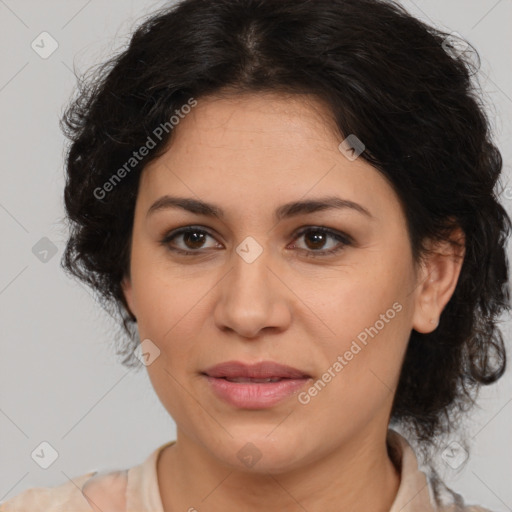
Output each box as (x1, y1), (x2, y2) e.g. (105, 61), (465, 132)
(0, 0), (511, 510)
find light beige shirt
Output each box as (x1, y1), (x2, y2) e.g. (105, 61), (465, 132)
(0, 429), (492, 511)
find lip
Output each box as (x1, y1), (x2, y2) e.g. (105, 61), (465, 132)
(203, 360), (311, 379)
(201, 360), (311, 409)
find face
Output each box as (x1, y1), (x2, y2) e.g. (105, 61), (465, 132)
(121, 92), (443, 473)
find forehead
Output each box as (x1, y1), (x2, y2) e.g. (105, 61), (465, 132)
(138, 92), (400, 221)
(170, 91), (341, 152)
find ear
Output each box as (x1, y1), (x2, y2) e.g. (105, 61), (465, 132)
(121, 274), (137, 321)
(412, 226), (465, 333)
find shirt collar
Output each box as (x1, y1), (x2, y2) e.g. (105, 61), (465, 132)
(387, 428), (438, 511)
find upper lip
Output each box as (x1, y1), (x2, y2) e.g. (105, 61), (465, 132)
(202, 360), (311, 379)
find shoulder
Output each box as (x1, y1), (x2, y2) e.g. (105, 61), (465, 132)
(0, 470), (128, 512)
(0, 471), (95, 512)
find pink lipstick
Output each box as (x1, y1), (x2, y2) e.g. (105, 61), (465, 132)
(202, 360), (311, 409)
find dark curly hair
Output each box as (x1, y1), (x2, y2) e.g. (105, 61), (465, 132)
(59, 0), (510, 478)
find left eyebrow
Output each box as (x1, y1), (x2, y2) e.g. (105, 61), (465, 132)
(146, 195), (374, 221)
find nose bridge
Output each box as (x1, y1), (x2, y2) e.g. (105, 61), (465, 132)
(229, 234), (275, 302)
(213, 234), (291, 337)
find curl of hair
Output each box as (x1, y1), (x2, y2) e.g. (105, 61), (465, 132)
(60, 0), (511, 475)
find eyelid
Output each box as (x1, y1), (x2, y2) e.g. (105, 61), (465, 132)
(160, 224), (353, 256)
(292, 225), (354, 245)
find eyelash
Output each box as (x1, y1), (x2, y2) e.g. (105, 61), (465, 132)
(159, 225), (353, 258)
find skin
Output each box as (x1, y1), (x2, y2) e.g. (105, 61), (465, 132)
(121, 91), (465, 512)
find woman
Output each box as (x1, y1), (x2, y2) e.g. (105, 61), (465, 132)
(1, 0), (509, 510)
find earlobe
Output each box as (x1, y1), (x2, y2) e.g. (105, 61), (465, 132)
(412, 228), (465, 334)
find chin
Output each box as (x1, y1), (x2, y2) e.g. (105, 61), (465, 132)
(206, 427), (311, 474)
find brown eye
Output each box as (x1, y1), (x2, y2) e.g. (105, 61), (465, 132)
(291, 227), (353, 257)
(181, 230), (208, 249)
(303, 230), (329, 250)
(161, 227), (220, 254)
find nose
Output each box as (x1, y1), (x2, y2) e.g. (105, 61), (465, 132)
(213, 244), (292, 339)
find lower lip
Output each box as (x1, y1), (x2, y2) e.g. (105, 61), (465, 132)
(204, 376), (310, 409)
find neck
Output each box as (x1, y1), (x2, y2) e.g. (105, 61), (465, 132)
(157, 426), (401, 512)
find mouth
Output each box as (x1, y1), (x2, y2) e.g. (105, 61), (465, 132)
(216, 377), (290, 383)
(201, 360), (312, 409)
(202, 360), (311, 380)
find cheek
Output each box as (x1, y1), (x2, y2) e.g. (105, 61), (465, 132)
(307, 251), (414, 394)
(129, 246), (199, 342)
(311, 258), (411, 345)
(299, 293), (409, 432)
(130, 263), (210, 390)
(135, 274), (205, 430)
